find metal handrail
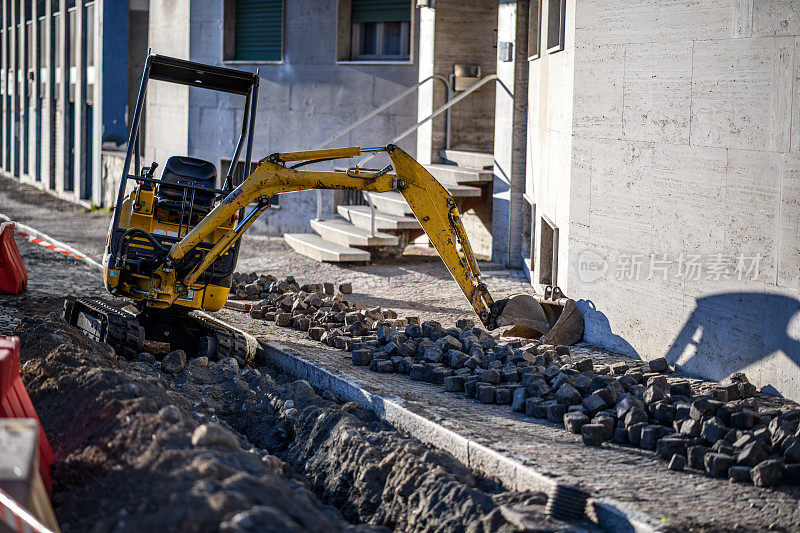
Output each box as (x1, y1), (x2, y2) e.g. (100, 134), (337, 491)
(357, 74), (499, 168)
(315, 74), (452, 220)
(314, 74), (451, 152)
(357, 74), (498, 237)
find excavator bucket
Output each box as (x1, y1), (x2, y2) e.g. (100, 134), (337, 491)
(495, 287), (584, 346)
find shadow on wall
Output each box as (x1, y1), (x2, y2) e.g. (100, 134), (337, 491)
(576, 300), (639, 358)
(665, 292), (800, 395)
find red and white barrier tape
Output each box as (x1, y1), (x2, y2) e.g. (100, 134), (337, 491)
(15, 231), (88, 260)
(0, 213), (102, 270)
(0, 487), (53, 533)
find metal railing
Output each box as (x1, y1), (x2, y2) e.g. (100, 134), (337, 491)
(310, 73), (499, 239)
(356, 74), (498, 238)
(314, 74), (451, 221)
(357, 74), (498, 168)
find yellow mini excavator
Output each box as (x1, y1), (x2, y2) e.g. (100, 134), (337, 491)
(64, 55), (583, 362)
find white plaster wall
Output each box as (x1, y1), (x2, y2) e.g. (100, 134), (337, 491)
(525, 0), (576, 286)
(564, 0), (800, 400)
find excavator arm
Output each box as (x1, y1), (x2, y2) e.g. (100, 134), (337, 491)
(113, 144), (582, 342)
(166, 144), (506, 328)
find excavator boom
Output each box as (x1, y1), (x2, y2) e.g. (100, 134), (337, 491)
(105, 143), (582, 342)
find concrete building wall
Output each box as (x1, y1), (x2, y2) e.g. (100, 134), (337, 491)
(525, 0), (576, 282)
(151, 0), (420, 236)
(559, 0), (800, 400)
(419, 0), (497, 159)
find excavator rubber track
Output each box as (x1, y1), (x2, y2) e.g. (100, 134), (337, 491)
(63, 298), (145, 359)
(64, 297), (257, 365)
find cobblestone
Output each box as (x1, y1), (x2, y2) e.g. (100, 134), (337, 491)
(219, 308), (800, 531)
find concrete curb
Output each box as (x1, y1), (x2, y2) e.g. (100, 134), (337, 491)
(256, 337), (668, 533)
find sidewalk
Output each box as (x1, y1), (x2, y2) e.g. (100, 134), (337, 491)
(216, 304), (800, 533)
(0, 175), (109, 257)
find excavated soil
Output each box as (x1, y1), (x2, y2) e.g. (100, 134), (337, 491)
(10, 298), (591, 532)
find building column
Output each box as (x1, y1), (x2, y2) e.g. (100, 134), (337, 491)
(18, 0), (28, 181)
(30, 1), (40, 184)
(42, 0), (54, 189)
(90, 0), (101, 206)
(73, 0), (85, 201)
(415, 5), (435, 165)
(9, 0), (16, 177)
(491, 0), (528, 267)
(1, 3), (7, 172)
(55, 0), (69, 193)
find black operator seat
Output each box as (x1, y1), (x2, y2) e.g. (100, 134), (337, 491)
(156, 156), (217, 215)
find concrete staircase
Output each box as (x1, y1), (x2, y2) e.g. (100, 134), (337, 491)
(284, 149), (493, 262)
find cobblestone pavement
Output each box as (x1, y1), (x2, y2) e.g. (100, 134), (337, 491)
(217, 308), (800, 532)
(236, 235), (532, 327)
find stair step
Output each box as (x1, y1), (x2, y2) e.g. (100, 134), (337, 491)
(337, 205), (421, 231)
(436, 179), (483, 197)
(284, 233), (370, 262)
(365, 192), (414, 216)
(310, 218), (400, 247)
(439, 149), (494, 169)
(425, 163), (494, 184)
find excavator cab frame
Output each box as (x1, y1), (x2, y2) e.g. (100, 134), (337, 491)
(104, 55), (260, 311)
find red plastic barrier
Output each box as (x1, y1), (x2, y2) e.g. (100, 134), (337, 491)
(0, 222), (27, 294)
(0, 337), (54, 495)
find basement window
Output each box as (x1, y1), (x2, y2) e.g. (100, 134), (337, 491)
(521, 198), (535, 273)
(528, 0), (541, 61)
(221, 159), (280, 209)
(338, 0), (412, 62)
(539, 215), (558, 286)
(546, 0), (565, 54)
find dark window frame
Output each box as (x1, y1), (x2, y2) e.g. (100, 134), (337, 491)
(527, 0), (541, 61)
(336, 0), (414, 64)
(546, 0), (565, 54)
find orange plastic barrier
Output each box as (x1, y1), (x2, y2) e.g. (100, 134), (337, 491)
(0, 338), (54, 495)
(0, 222), (27, 294)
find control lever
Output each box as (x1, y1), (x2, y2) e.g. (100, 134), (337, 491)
(140, 162), (158, 190)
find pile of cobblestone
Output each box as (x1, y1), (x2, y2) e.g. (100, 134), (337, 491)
(232, 272), (800, 489)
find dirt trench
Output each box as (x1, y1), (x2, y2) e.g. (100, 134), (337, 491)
(11, 299), (586, 532)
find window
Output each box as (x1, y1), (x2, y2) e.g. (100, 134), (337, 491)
(223, 0), (283, 62)
(546, 0), (565, 53)
(220, 159), (280, 209)
(539, 215), (558, 286)
(339, 0), (412, 62)
(521, 198), (535, 279)
(528, 0), (541, 60)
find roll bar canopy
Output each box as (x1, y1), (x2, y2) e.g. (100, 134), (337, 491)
(148, 54), (258, 95)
